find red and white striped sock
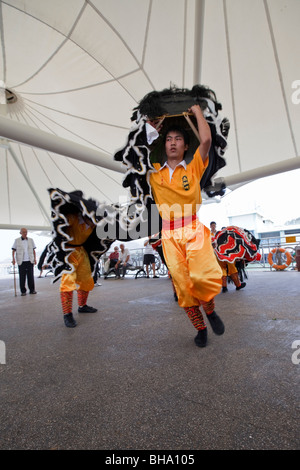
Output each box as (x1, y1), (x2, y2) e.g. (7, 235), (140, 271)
(60, 291), (73, 315)
(184, 306), (207, 330)
(201, 298), (215, 316)
(77, 290), (89, 307)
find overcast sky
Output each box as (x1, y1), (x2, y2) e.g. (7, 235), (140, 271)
(200, 168), (300, 228)
(0, 168), (299, 263)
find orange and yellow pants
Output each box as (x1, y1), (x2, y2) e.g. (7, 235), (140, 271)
(161, 218), (222, 307)
(217, 258), (241, 287)
(60, 247), (94, 293)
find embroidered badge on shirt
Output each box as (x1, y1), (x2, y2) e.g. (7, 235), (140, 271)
(182, 175), (190, 191)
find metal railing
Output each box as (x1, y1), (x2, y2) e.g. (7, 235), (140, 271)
(0, 247), (169, 280)
(249, 234), (300, 270)
(99, 247), (168, 278)
(2, 236), (298, 279)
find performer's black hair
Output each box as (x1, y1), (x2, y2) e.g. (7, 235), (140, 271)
(162, 125), (190, 146)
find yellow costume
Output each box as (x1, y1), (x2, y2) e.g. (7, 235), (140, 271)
(150, 148), (222, 307)
(60, 214), (94, 293)
(59, 213), (97, 327)
(113, 89), (229, 346)
(218, 260), (240, 287)
(47, 188), (114, 328)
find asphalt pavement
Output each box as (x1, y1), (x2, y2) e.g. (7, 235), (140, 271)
(0, 269), (299, 450)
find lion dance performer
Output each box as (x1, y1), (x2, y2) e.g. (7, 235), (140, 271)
(46, 189), (114, 327)
(210, 221), (246, 292)
(213, 225), (261, 290)
(114, 85), (230, 347)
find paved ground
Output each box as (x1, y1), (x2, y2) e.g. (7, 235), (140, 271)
(0, 269), (299, 450)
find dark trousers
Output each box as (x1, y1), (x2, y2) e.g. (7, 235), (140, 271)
(109, 259), (118, 270)
(115, 262), (132, 277)
(18, 261), (35, 293)
(93, 262), (100, 283)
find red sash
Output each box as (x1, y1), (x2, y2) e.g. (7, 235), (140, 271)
(162, 214), (197, 231)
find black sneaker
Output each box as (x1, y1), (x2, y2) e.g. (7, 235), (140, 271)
(78, 305), (97, 313)
(194, 328), (208, 347)
(206, 311), (225, 335)
(64, 313), (77, 328)
(236, 282), (246, 291)
(222, 286), (228, 293)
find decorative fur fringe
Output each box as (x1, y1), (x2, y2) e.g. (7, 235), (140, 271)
(114, 84), (230, 209)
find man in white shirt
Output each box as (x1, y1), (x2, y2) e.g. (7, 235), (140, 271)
(12, 228), (37, 296)
(143, 237), (159, 278)
(115, 244), (132, 278)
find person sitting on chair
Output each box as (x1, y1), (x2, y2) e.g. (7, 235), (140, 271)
(115, 244), (132, 279)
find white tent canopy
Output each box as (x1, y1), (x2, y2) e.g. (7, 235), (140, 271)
(0, 0), (299, 230)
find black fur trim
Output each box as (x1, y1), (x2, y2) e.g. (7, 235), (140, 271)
(115, 84), (230, 201)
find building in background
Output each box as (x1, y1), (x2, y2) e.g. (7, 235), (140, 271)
(228, 211), (300, 269)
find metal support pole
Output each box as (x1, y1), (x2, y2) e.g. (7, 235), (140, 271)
(193, 0), (205, 85)
(0, 115), (125, 174)
(215, 157), (300, 188)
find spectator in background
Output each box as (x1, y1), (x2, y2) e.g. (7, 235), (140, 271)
(115, 244), (132, 279)
(143, 237), (159, 278)
(12, 227), (37, 296)
(109, 246), (119, 270)
(93, 261), (102, 286)
(104, 246), (120, 279)
(37, 243), (52, 277)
